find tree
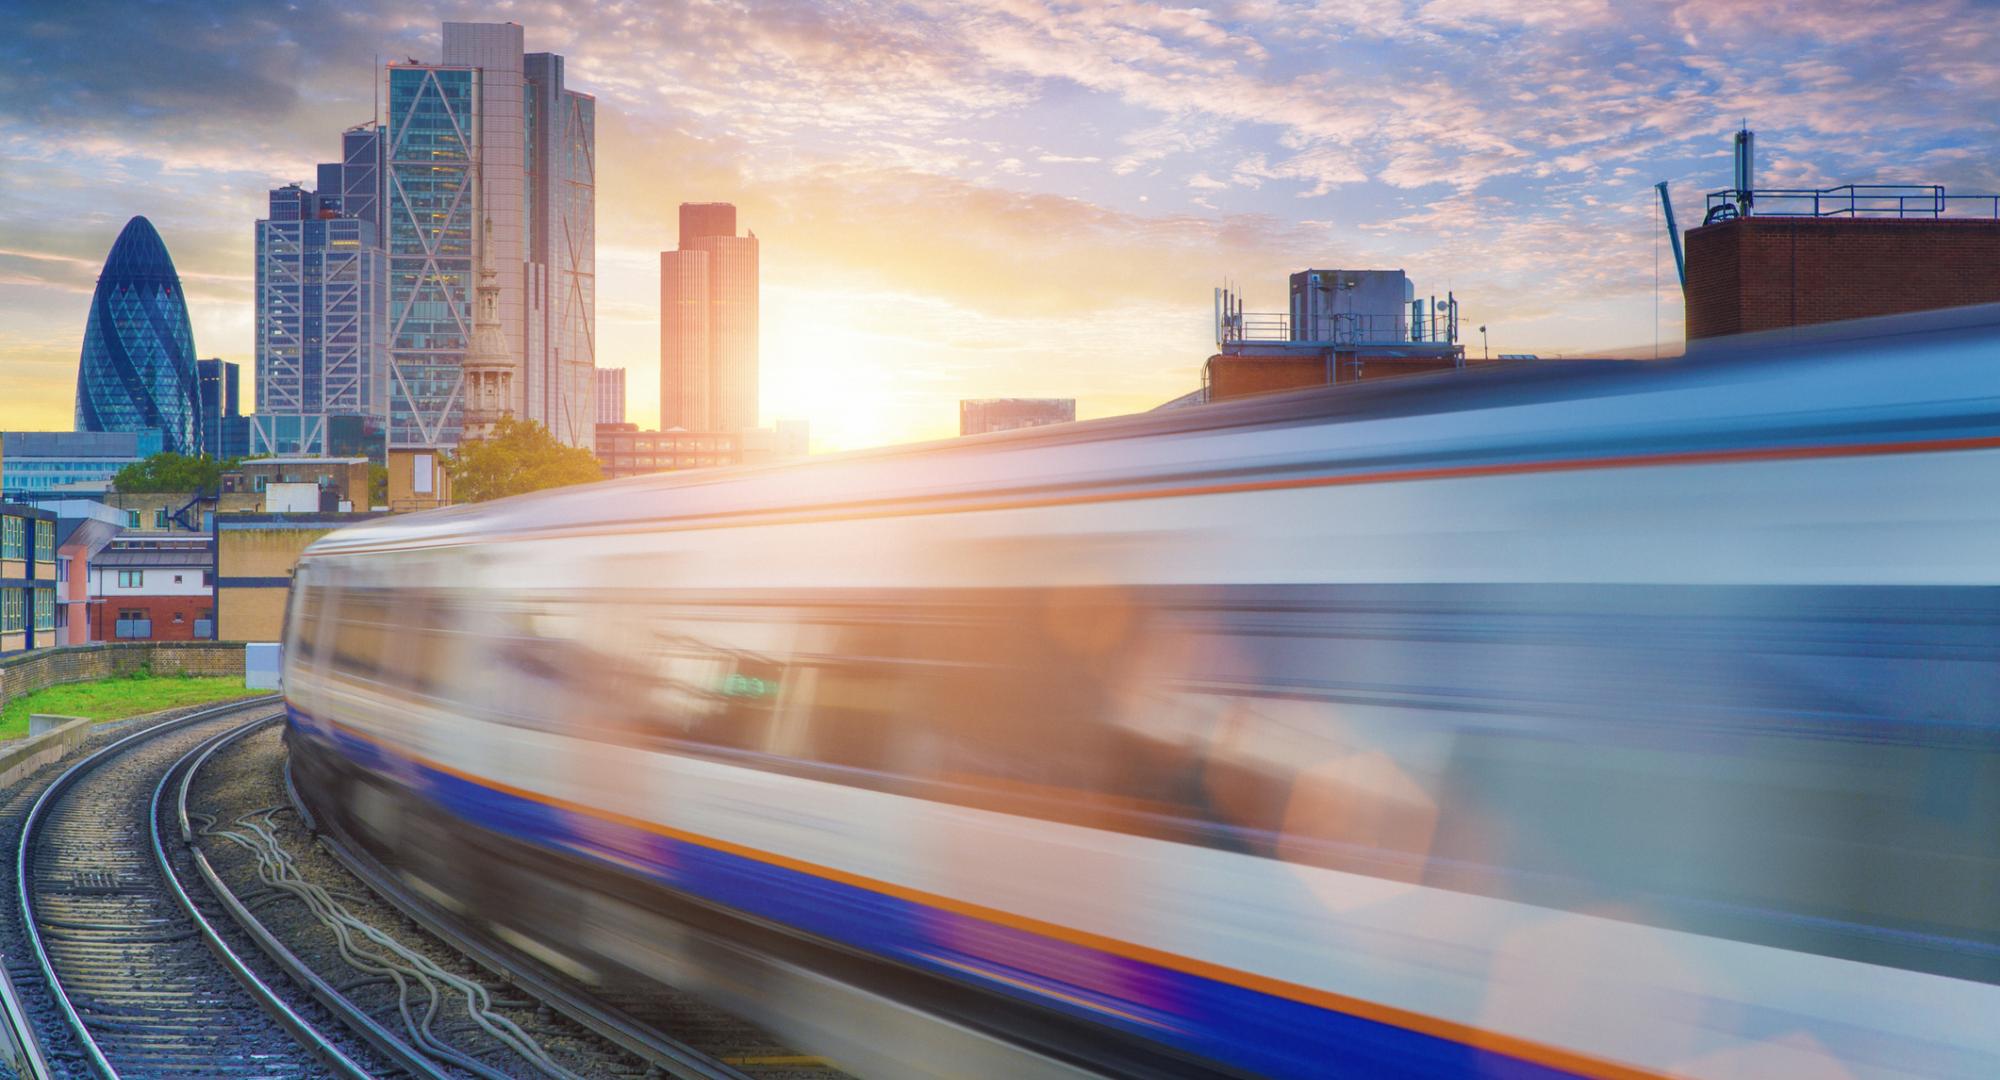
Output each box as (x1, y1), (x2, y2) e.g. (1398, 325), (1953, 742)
(444, 416), (601, 503)
(112, 452), (237, 493)
(368, 464), (389, 508)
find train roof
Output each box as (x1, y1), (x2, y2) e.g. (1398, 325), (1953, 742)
(309, 301), (2000, 557)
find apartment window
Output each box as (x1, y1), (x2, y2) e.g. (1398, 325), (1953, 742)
(0, 516), (20, 560)
(127, 510), (141, 528)
(203, 570), (214, 588)
(173, 574), (184, 584)
(34, 519), (53, 561)
(57, 556), (69, 584)
(118, 570), (142, 589)
(34, 589), (54, 632)
(154, 508), (169, 529)
(172, 611), (184, 624)
(1, 590), (21, 632)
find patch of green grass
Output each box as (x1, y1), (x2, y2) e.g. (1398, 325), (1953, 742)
(0, 672), (261, 741)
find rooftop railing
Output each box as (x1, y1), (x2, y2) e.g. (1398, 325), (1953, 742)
(1704, 185), (2000, 222)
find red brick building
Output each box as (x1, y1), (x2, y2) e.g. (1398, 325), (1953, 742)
(1685, 217), (2000, 339)
(87, 536), (214, 642)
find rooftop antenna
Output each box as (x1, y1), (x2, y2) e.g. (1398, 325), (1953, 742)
(1733, 122), (1755, 217)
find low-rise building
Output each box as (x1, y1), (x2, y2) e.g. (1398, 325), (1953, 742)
(0, 430), (163, 499)
(216, 513), (386, 641)
(595, 423), (741, 478)
(223, 457), (371, 510)
(54, 510), (121, 646)
(1, 501), (59, 657)
(88, 535), (214, 642)
(960, 398), (1076, 435)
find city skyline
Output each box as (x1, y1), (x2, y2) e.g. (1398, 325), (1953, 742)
(5, 2), (2000, 451)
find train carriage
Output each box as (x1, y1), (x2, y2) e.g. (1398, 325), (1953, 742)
(286, 305), (2000, 1079)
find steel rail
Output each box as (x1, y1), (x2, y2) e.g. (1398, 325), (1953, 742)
(163, 713), (449, 1079)
(286, 756), (752, 1080)
(8, 695), (332, 1079)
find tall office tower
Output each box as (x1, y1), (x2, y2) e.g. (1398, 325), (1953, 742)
(383, 22), (596, 453)
(660, 203), (759, 433)
(252, 132), (390, 461)
(75, 216), (200, 455)
(595, 367), (626, 424)
(679, 203), (736, 245)
(525, 51), (598, 451)
(196, 359), (247, 458)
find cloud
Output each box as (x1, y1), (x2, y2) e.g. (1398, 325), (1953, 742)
(6, 0), (2000, 442)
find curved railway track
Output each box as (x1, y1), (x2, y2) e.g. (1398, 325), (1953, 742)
(12, 696), (376, 1078)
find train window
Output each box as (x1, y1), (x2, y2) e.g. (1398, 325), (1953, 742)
(329, 590), (394, 682)
(289, 584), (326, 665)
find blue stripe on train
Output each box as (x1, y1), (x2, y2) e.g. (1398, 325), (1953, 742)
(291, 708), (1585, 1079)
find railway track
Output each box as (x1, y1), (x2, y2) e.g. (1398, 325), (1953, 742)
(10, 696), (380, 1078)
(0, 699), (834, 1080)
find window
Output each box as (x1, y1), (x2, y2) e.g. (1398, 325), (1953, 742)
(57, 556), (69, 584)
(203, 570), (214, 588)
(115, 607), (148, 639)
(172, 611), (184, 624)
(34, 520), (53, 561)
(0, 590), (21, 632)
(154, 508), (168, 529)
(118, 570), (142, 589)
(173, 574), (184, 584)
(127, 510), (141, 528)
(33, 589), (54, 631)
(1, 516), (21, 560)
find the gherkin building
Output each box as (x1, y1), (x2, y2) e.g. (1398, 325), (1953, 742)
(74, 216), (200, 454)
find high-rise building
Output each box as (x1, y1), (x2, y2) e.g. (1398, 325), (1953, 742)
(595, 368), (626, 424)
(196, 359), (248, 459)
(75, 216), (200, 455)
(959, 398), (1076, 435)
(252, 133), (390, 462)
(383, 22), (596, 453)
(661, 203), (759, 433)
(679, 203), (736, 245)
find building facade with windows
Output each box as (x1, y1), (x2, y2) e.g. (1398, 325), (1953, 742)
(593, 423), (741, 478)
(197, 358), (249, 459)
(661, 202), (758, 434)
(0, 430), (162, 498)
(87, 536), (214, 642)
(75, 216), (201, 455)
(959, 398), (1076, 435)
(384, 22), (596, 454)
(0, 502), (59, 657)
(253, 134), (390, 463)
(595, 367), (626, 424)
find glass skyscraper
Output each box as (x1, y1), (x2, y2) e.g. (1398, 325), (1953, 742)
(385, 62), (476, 449)
(75, 216), (200, 455)
(252, 126), (391, 461)
(384, 23), (595, 452)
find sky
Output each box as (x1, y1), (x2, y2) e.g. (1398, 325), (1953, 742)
(2, 0), (1997, 451)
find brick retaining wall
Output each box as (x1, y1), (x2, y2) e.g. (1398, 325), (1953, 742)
(0, 642), (245, 713)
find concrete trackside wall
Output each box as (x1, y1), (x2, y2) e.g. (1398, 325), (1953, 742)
(0, 641), (245, 715)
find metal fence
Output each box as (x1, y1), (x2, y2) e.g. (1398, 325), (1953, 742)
(1705, 185), (2000, 221)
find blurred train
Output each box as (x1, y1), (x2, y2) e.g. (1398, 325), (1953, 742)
(284, 305), (2000, 1079)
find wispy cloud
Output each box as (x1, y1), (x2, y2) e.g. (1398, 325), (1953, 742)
(3, 0), (1997, 444)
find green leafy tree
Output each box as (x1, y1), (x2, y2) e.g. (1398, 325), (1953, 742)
(444, 416), (602, 503)
(368, 464), (389, 508)
(111, 452), (238, 493)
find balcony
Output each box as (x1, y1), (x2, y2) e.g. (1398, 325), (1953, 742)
(114, 619), (152, 640)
